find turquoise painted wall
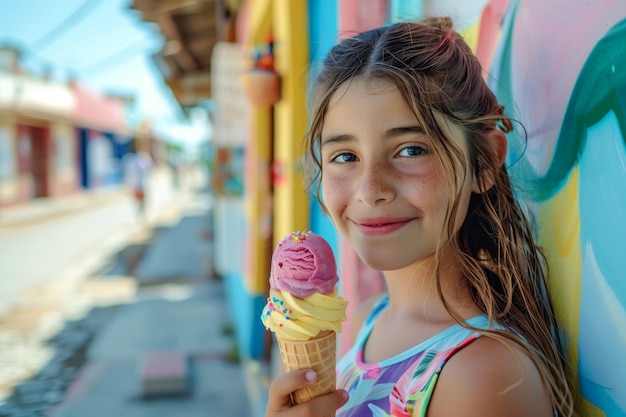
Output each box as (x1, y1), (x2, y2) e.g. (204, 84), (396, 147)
(308, 0), (339, 254)
(389, 0), (422, 22)
(484, 1), (626, 415)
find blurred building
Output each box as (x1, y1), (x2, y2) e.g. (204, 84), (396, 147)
(130, 0), (220, 108)
(71, 81), (131, 189)
(0, 45), (146, 208)
(0, 46), (78, 206)
(0, 47), (79, 206)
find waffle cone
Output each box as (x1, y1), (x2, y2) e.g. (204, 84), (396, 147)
(276, 330), (336, 404)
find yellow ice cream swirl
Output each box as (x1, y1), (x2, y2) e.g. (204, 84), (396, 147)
(261, 287), (347, 341)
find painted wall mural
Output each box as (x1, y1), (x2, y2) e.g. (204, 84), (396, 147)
(477, 0), (626, 415)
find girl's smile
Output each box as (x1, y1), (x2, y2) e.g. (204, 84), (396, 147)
(320, 77), (474, 272)
(352, 217), (416, 236)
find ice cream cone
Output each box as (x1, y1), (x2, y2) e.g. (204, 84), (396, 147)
(261, 231), (346, 408)
(276, 330), (336, 404)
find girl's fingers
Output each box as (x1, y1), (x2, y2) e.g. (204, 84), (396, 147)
(299, 389), (349, 417)
(267, 369), (317, 411)
(266, 370), (349, 416)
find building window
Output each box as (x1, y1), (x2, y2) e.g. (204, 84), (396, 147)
(0, 126), (16, 180)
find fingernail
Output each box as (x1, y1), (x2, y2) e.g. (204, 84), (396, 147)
(305, 370), (316, 382)
(341, 390), (349, 401)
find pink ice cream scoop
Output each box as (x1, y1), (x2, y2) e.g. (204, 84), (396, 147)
(269, 231), (338, 298)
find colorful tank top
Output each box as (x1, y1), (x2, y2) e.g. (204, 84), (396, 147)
(336, 295), (493, 416)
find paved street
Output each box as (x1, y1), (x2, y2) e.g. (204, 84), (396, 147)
(0, 193), (135, 316)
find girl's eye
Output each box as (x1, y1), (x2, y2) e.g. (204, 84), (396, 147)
(330, 152), (358, 163)
(398, 146), (427, 157)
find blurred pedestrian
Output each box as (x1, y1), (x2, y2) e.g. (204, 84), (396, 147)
(123, 151), (152, 218)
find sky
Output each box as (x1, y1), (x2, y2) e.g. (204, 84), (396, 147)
(0, 0), (211, 150)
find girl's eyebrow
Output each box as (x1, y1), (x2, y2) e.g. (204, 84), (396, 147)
(384, 125), (426, 139)
(322, 126), (426, 146)
(321, 134), (353, 147)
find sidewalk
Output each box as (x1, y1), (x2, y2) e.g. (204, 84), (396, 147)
(0, 188), (126, 229)
(0, 174), (256, 416)
(54, 193), (250, 416)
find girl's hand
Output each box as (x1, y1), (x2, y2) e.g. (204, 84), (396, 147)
(265, 369), (349, 417)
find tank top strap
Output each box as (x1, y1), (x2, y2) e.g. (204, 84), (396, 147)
(353, 294), (390, 347)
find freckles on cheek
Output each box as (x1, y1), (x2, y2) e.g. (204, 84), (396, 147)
(322, 181), (349, 209)
(403, 170), (437, 192)
(323, 182), (348, 200)
(420, 164), (446, 189)
(408, 169), (448, 208)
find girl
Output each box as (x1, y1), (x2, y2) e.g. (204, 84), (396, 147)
(266, 17), (578, 417)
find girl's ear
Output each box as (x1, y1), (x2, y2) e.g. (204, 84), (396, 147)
(472, 129), (507, 193)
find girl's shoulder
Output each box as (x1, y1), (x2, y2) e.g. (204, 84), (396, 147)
(428, 335), (553, 417)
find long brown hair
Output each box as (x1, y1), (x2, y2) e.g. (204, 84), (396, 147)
(305, 17), (577, 417)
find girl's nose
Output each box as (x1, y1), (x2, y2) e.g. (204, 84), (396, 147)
(355, 162), (394, 206)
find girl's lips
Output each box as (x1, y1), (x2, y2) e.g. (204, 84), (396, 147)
(354, 218), (413, 236)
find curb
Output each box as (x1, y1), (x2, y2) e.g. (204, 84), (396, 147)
(0, 189), (127, 228)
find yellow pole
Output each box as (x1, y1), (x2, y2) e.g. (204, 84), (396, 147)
(272, 0), (310, 245)
(246, 106), (273, 294)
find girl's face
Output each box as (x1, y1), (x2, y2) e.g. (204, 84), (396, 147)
(320, 77), (474, 271)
